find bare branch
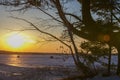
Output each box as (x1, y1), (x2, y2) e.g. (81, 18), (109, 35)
(10, 16), (70, 49)
(37, 7), (63, 23)
(111, 13), (120, 23)
(115, 7), (120, 14)
(65, 13), (82, 22)
(10, 16), (78, 63)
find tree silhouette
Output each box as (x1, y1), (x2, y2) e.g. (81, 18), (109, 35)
(80, 41), (113, 74)
(0, 0), (120, 75)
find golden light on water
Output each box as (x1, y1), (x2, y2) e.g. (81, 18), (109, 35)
(7, 54), (22, 67)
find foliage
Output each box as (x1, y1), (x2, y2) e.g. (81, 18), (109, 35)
(80, 41), (109, 56)
(0, 0), (120, 75)
(80, 41), (110, 71)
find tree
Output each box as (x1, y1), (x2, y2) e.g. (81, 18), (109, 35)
(80, 41), (112, 74)
(0, 0), (120, 75)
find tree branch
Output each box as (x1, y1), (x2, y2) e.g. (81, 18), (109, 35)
(115, 7), (120, 14)
(11, 16), (79, 65)
(10, 16), (71, 49)
(37, 7), (63, 23)
(65, 13), (82, 22)
(111, 13), (120, 23)
(78, 0), (96, 27)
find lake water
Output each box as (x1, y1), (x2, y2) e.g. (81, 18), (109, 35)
(0, 54), (118, 69)
(0, 54), (75, 68)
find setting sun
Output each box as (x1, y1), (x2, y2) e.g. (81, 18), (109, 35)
(1, 32), (36, 52)
(6, 33), (26, 48)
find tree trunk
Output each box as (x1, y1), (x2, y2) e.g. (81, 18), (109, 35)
(81, 0), (95, 27)
(114, 44), (120, 75)
(53, 0), (81, 63)
(116, 47), (120, 75)
(53, 0), (96, 75)
(108, 44), (112, 75)
(111, 33), (120, 75)
(68, 29), (80, 63)
(79, 0), (100, 41)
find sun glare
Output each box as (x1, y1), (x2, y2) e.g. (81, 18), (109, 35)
(2, 32), (36, 51)
(7, 33), (25, 48)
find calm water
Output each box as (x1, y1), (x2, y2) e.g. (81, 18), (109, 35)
(0, 54), (75, 68)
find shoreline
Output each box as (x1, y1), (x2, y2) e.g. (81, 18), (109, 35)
(0, 63), (31, 80)
(0, 63), (81, 80)
(0, 63), (120, 80)
(0, 50), (71, 55)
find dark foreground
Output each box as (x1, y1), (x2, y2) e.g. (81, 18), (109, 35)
(0, 64), (120, 80)
(0, 63), (82, 80)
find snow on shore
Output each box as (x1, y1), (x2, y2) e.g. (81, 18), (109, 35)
(0, 63), (82, 80)
(0, 63), (120, 80)
(0, 54), (119, 80)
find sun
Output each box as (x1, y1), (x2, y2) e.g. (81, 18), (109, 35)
(6, 33), (25, 48)
(2, 32), (36, 51)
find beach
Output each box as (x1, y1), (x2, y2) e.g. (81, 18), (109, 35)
(1, 63), (120, 80)
(0, 54), (120, 80)
(0, 54), (82, 80)
(0, 63), (83, 80)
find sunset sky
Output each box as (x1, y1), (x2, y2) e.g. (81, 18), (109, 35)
(0, 1), (81, 53)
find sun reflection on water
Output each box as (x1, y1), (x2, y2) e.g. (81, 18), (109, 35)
(7, 54), (22, 67)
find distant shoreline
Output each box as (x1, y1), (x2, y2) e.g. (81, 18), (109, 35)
(0, 50), (117, 55)
(0, 50), (70, 55)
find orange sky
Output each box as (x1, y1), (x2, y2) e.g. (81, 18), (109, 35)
(0, 31), (67, 53)
(0, 2), (81, 53)
(0, 7), (66, 53)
